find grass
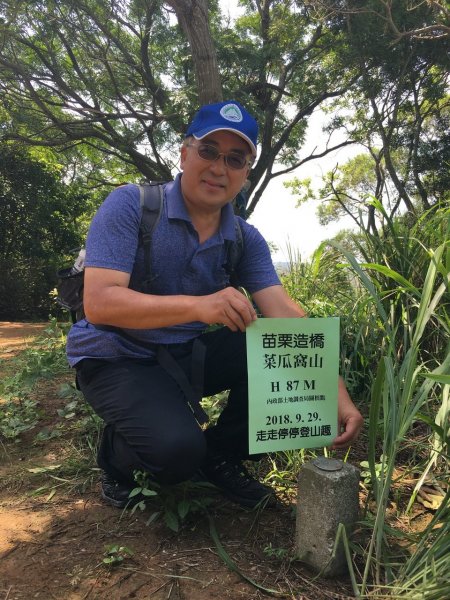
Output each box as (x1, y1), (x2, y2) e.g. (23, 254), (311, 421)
(0, 319), (68, 440)
(0, 318), (102, 501)
(328, 207), (449, 597)
(279, 205), (449, 597)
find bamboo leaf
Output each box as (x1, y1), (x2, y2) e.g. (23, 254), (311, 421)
(46, 489), (56, 501)
(360, 263), (419, 294)
(422, 374), (450, 385)
(412, 244), (446, 346)
(368, 358), (386, 500)
(329, 241), (391, 330)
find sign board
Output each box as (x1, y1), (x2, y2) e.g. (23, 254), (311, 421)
(246, 317), (340, 454)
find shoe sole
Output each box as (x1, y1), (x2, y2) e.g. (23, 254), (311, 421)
(100, 489), (130, 509)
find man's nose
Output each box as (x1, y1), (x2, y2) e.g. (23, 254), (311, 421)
(209, 154), (227, 174)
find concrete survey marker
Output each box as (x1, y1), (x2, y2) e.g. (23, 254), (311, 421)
(295, 458), (360, 577)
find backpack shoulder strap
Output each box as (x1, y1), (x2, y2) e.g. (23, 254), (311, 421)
(225, 217), (244, 287)
(138, 183), (164, 293)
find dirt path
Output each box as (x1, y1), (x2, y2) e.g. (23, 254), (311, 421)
(0, 323), (355, 600)
(0, 321), (47, 359)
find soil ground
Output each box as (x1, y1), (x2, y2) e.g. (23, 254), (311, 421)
(0, 323), (364, 599)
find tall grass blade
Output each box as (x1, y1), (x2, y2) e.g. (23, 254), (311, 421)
(329, 242), (391, 334)
(208, 514), (285, 597)
(412, 243), (448, 346)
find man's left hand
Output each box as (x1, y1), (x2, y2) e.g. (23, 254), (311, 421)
(332, 377), (364, 450)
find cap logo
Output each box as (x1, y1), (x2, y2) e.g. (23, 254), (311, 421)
(220, 103), (243, 123)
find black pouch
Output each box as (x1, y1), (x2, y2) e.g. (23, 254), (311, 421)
(55, 267), (85, 322)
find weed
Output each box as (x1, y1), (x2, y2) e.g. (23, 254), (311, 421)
(35, 426), (62, 441)
(128, 470), (216, 531)
(0, 319), (70, 441)
(263, 543), (288, 559)
(0, 397), (41, 439)
(56, 382), (84, 420)
(102, 544), (133, 568)
(360, 454), (388, 486)
(201, 391), (228, 424)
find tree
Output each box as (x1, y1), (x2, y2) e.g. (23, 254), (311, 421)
(286, 0), (449, 229)
(286, 116), (449, 235)
(305, 0), (450, 41)
(0, 0), (361, 212)
(285, 152), (384, 233)
(0, 142), (88, 319)
(1, 1), (447, 220)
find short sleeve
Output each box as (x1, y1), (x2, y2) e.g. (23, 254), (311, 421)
(234, 219), (281, 293)
(85, 185), (141, 273)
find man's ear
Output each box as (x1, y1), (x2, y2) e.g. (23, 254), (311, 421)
(180, 143), (187, 169)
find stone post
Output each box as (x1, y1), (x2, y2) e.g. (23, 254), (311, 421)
(295, 457), (360, 577)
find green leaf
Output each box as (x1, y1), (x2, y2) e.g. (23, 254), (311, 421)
(421, 374), (450, 385)
(415, 413), (445, 438)
(57, 383), (74, 398)
(130, 500), (146, 514)
(35, 427), (61, 441)
(146, 511), (160, 526)
(360, 264), (419, 294)
(177, 499), (191, 520)
(164, 510), (179, 532)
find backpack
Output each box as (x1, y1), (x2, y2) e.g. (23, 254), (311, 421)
(56, 183), (244, 323)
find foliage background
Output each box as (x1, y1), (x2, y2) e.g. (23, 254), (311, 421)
(0, 143), (91, 319)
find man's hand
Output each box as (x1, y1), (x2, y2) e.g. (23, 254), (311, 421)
(197, 287), (257, 332)
(332, 408), (364, 449)
(332, 377), (364, 450)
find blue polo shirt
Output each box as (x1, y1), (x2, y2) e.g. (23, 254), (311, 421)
(66, 173), (280, 366)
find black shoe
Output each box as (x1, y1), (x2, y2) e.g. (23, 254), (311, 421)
(101, 472), (136, 508)
(202, 459), (277, 508)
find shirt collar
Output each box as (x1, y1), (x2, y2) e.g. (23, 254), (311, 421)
(165, 173), (237, 242)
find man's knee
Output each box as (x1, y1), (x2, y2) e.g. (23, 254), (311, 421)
(144, 426), (207, 484)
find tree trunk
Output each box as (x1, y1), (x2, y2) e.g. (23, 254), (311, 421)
(166, 0), (223, 105)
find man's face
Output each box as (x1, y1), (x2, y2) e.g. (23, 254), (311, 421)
(180, 130), (252, 212)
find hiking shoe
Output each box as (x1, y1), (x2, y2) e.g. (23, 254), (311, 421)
(202, 459), (277, 508)
(100, 472), (137, 509)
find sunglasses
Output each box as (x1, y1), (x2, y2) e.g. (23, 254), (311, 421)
(186, 142), (253, 170)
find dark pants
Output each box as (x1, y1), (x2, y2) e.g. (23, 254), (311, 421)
(76, 327), (250, 486)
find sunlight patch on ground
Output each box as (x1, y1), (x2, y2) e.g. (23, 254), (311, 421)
(0, 508), (52, 554)
(0, 322), (46, 359)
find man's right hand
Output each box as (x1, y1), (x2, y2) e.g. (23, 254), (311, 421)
(197, 287), (257, 332)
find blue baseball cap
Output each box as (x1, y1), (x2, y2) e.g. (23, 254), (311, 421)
(185, 100), (258, 156)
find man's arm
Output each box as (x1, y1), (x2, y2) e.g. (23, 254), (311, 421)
(252, 285), (307, 318)
(83, 267), (257, 331)
(252, 285), (363, 449)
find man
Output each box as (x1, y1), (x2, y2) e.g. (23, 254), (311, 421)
(66, 100), (363, 509)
